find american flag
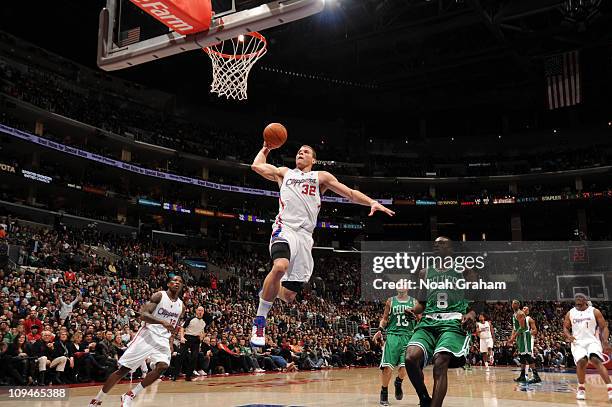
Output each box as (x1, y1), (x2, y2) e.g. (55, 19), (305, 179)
(545, 50), (581, 110)
(119, 27), (141, 47)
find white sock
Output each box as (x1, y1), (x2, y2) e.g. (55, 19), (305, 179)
(256, 297), (273, 318)
(95, 390), (107, 401)
(130, 383), (144, 397)
(607, 383), (612, 391)
(578, 383), (585, 389)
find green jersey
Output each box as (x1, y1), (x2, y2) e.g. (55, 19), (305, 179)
(387, 295), (417, 335)
(423, 267), (470, 315)
(513, 312), (532, 354)
(512, 312), (529, 334)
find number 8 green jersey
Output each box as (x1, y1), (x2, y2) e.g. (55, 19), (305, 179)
(423, 267), (470, 314)
(387, 296), (417, 335)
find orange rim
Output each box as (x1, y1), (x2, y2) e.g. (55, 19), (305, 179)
(203, 32), (267, 60)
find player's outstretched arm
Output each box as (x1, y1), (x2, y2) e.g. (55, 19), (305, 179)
(594, 308), (612, 353)
(318, 171), (395, 216)
(562, 312), (575, 343)
(251, 143), (288, 185)
(139, 291), (173, 331)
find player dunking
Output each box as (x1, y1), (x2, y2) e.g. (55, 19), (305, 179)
(88, 276), (184, 407)
(563, 293), (612, 401)
(373, 288), (420, 406)
(249, 141), (394, 346)
(476, 313), (494, 367)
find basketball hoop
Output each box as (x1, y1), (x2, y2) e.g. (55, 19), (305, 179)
(203, 32), (267, 100)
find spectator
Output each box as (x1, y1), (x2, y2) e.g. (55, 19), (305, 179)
(33, 330), (67, 385)
(23, 309), (42, 335)
(26, 325), (42, 343)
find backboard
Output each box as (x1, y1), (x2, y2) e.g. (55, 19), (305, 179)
(97, 0), (325, 71)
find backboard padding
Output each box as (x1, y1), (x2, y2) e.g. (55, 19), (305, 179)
(97, 0), (325, 71)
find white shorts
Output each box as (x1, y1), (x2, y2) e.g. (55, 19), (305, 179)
(270, 226), (314, 284)
(118, 327), (171, 371)
(571, 340), (604, 363)
(480, 338), (494, 353)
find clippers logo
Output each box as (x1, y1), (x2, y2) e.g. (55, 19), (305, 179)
(157, 307), (180, 319)
(286, 178), (316, 187)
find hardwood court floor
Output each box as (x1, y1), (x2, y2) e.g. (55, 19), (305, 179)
(3, 366), (612, 407)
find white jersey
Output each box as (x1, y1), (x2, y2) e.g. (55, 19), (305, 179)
(570, 306), (599, 343)
(477, 321), (492, 340)
(274, 168), (321, 234)
(145, 291), (183, 340)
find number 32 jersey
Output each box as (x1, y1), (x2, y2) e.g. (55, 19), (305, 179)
(274, 168), (321, 234)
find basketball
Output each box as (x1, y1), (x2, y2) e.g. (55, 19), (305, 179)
(263, 123), (287, 149)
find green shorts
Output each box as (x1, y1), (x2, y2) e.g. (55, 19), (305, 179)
(380, 333), (412, 369)
(407, 317), (471, 369)
(517, 331), (533, 355)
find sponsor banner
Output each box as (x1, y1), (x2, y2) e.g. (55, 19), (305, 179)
(0, 124), (391, 205)
(129, 0), (212, 35)
(162, 203), (191, 214)
(516, 196), (539, 203)
(138, 198), (162, 207)
(22, 170), (52, 184)
(0, 163), (16, 173)
(194, 208), (215, 216)
(341, 223), (363, 230)
(216, 212), (236, 219)
(437, 200), (458, 206)
(238, 214), (266, 223)
(318, 222), (339, 229)
(416, 200), (436, 206)
(493, 197), (516, 204)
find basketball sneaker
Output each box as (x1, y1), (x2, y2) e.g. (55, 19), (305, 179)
(379, 387), (389, 406)
(576, 386), (586, 400)
(88, 400), (102, 407)
(120, 391), (135, 407)
(250, 316), (266, 347)
(418, 394), (432, 407)
(394, 377), (403, 400)
(528, 373), (542, 384)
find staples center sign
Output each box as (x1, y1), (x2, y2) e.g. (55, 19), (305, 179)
(130, 0), (212, 35)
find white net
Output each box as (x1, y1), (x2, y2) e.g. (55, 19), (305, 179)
(204, 32), (267, 100)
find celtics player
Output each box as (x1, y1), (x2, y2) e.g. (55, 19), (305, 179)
(507, 300), (541, 383)
(373, 288), (419, 406)
(404, 237), (479, 407)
